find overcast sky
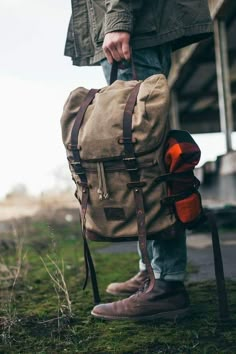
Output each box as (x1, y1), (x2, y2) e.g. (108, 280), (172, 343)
(0, 0), (235, 199)
(0, 0), (106, 199)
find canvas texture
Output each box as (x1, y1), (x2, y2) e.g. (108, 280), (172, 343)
(61, 74), (180, 241)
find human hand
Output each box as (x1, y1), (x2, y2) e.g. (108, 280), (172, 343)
(102, 32), (131, 64)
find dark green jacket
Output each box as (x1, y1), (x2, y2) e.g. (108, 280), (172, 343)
(65, 0), (213, 66)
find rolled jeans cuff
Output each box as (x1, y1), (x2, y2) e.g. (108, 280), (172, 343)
(139, 260), (186, 281)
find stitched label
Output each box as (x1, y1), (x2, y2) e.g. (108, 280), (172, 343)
(104, 208), (126, 221)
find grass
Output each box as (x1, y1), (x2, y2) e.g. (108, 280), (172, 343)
(0, 213), (235, 353)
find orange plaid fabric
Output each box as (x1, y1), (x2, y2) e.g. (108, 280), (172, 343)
(163, 130), (203, 226)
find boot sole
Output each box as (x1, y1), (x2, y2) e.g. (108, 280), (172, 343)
(91, 307), (191, 321)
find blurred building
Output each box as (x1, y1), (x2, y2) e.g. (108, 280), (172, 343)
(169, 0), (236, 205)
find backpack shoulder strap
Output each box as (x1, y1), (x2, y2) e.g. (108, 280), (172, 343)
(70, 89), (101, 304)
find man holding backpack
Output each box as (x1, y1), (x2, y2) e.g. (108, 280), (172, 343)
(65, 0), (213, 320)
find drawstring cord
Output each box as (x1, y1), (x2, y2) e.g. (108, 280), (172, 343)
(97, 162), (103, 200)
(96, 162), (109, 200)
(100, 162), (109, 199)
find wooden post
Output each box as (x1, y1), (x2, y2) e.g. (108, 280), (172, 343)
(214, 19), (233, 151)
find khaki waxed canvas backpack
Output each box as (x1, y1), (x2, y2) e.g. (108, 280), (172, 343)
(61, 73), (178, 240)
(61, 63), (229, 320)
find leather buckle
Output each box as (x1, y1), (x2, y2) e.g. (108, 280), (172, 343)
(70, 161), (81, 166)
(127, 181), (146, 189)
(123, 156), (138, 172)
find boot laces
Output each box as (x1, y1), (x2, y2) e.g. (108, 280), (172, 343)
(135, 279), (150, 296)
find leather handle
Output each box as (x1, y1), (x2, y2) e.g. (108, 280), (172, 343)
(110, 59), (138, 85)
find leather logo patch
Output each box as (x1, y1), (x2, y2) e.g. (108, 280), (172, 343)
(104, 208), (125, 221)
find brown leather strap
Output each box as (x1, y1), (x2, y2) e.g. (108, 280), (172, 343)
(122, 83), (155, 291)
(71, 89), (98, 147)
(110, 61), (119, 85)
(123, 83), (141, 158)
(83, 239), (100, 304)
(81, 186), (89, 290)
(122, 83), (142, 182)
(133, 188), (155, 292)
(110, 59), (138, 85)
(155, 171), (195, 185)
(81, 187), (101, 304)
(70, 89), (101, 304)
(207, 212), (229, 321)
(70, 89), (99, 185)
(161, 187), (199, 206)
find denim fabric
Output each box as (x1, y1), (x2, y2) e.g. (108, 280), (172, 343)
(100, 45), (187, 281)
(100, 45), (172, 83)
(138, 232), (187, 281)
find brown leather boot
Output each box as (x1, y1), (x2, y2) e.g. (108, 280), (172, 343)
(106, 271), (149, 296)
(92, 279), (190, 321)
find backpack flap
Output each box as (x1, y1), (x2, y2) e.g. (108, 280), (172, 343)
(61, 74), (170, 161)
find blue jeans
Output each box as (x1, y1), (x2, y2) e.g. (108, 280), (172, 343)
(100, 45), (187, 281)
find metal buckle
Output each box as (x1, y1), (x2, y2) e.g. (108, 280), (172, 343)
(127, 181), (146, 189)
(123, 156), (138, 172)
(70, 161), (81, 166)
(126, 168), (138, 171)
(70, 161), (86, 176)
(123, 157), (136, 161)
(67, 144), (78, 151)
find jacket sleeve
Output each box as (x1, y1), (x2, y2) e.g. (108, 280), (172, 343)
(104, 0), (143, 34)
